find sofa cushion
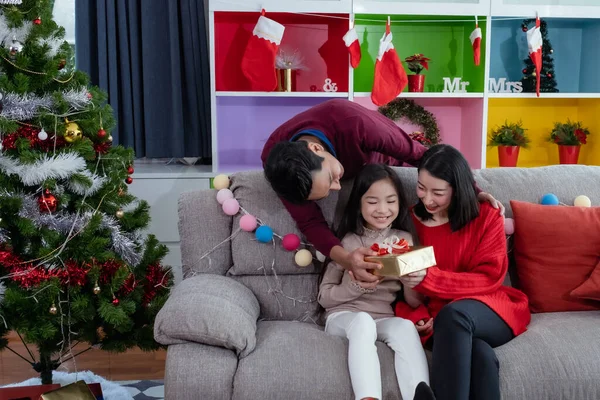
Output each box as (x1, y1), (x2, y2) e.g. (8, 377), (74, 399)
(496, 310), (600, 400)
(154, 274), (260, 357)
(227, 171), (339, 276)
(571, 260), (600, 302)
(510, 200), (600, 312)
(232, 320), (402, 400)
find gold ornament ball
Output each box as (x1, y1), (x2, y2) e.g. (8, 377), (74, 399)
(294, 249), (313, 267)
(574, 195), (591, 207)
(116, 210), (125, 218)
(49, 304), (58, 315)
(64, 122), (82, 143)
(213, 174), (230, 190)
(93, 285), (101, 294)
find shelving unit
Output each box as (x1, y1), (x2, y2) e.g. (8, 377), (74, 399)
(208, 0), (600, 174)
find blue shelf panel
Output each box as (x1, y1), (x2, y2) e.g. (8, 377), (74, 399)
(489, 18), (600, 94)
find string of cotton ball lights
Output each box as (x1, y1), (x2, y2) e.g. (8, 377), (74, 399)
(213, 174), (314, 267)
(503, 193), (593, 237)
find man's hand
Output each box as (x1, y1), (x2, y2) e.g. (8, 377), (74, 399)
(347, 247), (382, 283)
(400, 269), (427, 288)
(348, 271), (382, 290)
(478, 191), (505, 217)
(415, 318), (433, 336)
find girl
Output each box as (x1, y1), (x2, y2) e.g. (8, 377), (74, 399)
(397, 144), (531, 400)
(318, 164), (434, 400)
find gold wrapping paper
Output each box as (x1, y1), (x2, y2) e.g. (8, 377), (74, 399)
(41, 380), (96, 400)
(366, 246), (436, 277)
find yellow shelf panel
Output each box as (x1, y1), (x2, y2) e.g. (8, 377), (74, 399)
(486, 98), (600, 168)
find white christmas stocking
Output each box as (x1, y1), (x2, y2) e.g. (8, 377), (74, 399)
(241, 12), (285, 91)
(371, 21), (407, 106)
(470, 26), (482, 66)
(527, 17), (543, 97)
(343, 27), (361, 68)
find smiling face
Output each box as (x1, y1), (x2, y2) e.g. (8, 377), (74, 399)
(416, 169), (453, 219)
(360, 178), (400, 230)
(306, 144), (345, 201)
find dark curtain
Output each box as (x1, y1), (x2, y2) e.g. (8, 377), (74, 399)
(75, 0), (211, 159)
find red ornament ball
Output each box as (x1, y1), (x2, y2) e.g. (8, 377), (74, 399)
(522, 25), (528, 32)
(547, 73), (552, 78)
(58, 59), (66, 70)
(127, 166), (134, 174)
(282, 233), (301, 252)
(98, 129), (106, 138)
(522, 68), (527, 74)
(33, 17), (42, 25)
(112, 298), (120, 305)
(38, 191), (58, 213)
(87, 92), (93, 99)
(125, 177), (133, 184)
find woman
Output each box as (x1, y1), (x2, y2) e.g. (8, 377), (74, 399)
(397, 144), (531, 400)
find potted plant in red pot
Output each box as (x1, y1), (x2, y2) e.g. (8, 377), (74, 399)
(404, 54), (430, 92)
(488, 120), (530, 167)
(548, 120), (590, 164)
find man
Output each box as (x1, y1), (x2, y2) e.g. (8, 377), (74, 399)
(261, 99), (502, 283)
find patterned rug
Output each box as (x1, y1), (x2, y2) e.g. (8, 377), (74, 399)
(118, 380), (165, 400)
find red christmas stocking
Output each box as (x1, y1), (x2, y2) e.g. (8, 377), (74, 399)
(527, 17), (543, 97)
(470, 26), (482, 66)
(371, 22), (407, 106)
(241, 12), (285, 91)
(343, 27), (361, 68)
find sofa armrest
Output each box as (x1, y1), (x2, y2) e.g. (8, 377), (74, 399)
(154, 274), (260, 357)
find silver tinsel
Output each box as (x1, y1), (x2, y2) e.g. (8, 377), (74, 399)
(0, 88), (93, 123)
(0, 1), (22, 4)
(0, 152), (86, 186)
(67, 170), (107, 196)
(1, 191), (143, 267)
(0, 227), (8, 242)
(0, 282), (5, 306)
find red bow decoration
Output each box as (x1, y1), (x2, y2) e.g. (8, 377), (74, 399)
(370, 235), (410, 255)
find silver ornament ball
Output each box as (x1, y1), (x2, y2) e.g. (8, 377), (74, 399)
(6, 39), (23, 56)
(38, 128), (48, 141)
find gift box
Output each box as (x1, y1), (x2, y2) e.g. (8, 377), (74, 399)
(40, 381), (100, 400)
(0, 384), (60, 400)
(366, 245), (436, 277)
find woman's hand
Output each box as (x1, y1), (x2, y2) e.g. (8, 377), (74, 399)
(400, 269), (427, 288)
(415, 318), (434, 336)
(349, 270), (382, 290)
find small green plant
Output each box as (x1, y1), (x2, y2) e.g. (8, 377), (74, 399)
(549, 120), (590, 146)
(488, 120), (530, 148)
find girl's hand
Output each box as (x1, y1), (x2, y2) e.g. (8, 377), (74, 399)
(400, 269), (427, 288)
(415, 318), (433, 336)
(349, 271), (382, 290)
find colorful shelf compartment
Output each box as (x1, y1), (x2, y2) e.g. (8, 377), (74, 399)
(353, 15), (487, 94)
(486, 98), (600, 168)
(489, 17), (600, 94)
(352, 97), (484, 169)
(214, 12), (349, 93)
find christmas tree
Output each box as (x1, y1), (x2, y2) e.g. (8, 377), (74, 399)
(521, 18), (559, 93)
(0, 0), (173, 384)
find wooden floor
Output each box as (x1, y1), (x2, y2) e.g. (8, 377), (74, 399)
(0, 332), (166, 385)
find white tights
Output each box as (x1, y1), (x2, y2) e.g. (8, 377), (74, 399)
(325, 311), (430, 400)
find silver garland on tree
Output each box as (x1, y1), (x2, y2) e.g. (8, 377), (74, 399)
(0, 282), (5, 306)
(1, 191), (142, 266)
(0, 227), (8, 243)
(0, 88), (93, 123)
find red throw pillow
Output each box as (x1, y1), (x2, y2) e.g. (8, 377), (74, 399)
(571, 260), (600, 301)
(510, 200), (600, 313)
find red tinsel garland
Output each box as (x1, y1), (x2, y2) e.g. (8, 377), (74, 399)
(143, 264), (167, 305)
(1, 126), (67, 152)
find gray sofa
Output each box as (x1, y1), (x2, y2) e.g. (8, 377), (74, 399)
(154, 165), (600, 400)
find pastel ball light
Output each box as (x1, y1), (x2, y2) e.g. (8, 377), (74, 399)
(222, 198), (240, 215)
(282, 233), (301, 251)
(540, 193), (559, 206)
(255, 225), (274, 243)
(504, 218), (515, 235)
(216, 189), (234, 205)
(213, 174), (230, 190)
(295, 249), (313, 267)
(574, 195), (591, 208)
(240, 214), (258, 232)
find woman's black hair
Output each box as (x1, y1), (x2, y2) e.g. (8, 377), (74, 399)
(413, 144), (479, 231)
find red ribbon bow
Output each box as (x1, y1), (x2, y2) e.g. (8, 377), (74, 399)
(370, 236), (410, 255)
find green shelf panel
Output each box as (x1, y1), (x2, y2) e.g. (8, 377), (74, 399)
(354, 15), (487, 93)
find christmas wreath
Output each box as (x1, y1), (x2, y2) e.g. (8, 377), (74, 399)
(378, 98), (441, 147)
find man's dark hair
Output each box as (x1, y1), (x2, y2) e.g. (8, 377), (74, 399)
(264, 141), (324, 204)
(414, 144), (479, 231)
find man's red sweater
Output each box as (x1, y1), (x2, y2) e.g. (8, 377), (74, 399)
(260, 99), (427, 256)
(404, 203), (531, 337)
